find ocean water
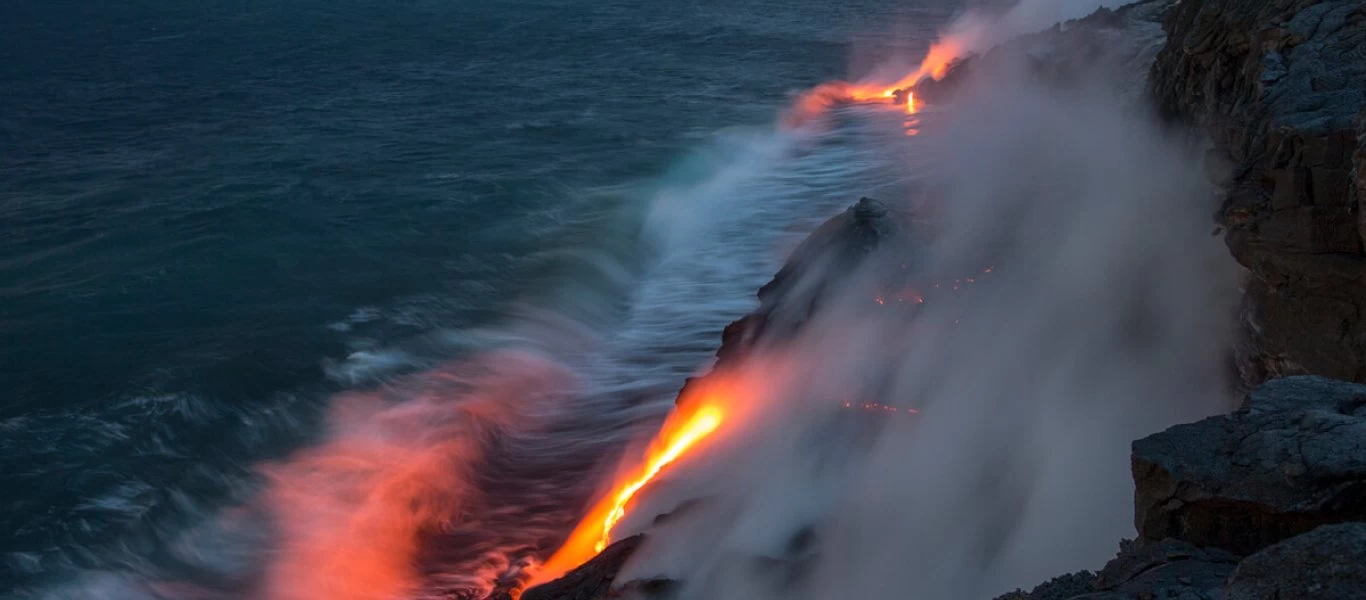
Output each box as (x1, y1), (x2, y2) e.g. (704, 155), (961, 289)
(0, 0), (956, 597)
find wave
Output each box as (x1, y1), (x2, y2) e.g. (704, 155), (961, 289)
(11, 102), (905, 599)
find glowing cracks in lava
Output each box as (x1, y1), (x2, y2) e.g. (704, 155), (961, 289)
(592, 405), (723, 553)
(843, 400), (919, 415)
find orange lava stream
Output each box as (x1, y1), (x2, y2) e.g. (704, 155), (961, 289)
(593, 405), (722, 553)
(531, 403), (725, 586)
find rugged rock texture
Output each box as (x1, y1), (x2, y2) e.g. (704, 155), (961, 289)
(680, 196), (902, 402)
(519, 536), (646, 600)
(1131, 375), (1366, 555)
(1003, 377), (1366, 600)
(1150, 0), (1366, 386)
(1224, 522), (1366, 599)
(996, 538), (1238, 600)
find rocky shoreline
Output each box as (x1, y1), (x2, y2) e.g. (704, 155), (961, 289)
(519, 0), (1366, 598)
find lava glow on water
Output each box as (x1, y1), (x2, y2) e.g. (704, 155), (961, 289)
(531, 401), (726, 586)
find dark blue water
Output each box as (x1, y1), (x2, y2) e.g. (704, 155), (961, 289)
(1, 0), (955, 597)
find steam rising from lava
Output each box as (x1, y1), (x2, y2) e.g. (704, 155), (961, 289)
(834, 0), (1133, 108)
(603, 39), (1238, 600)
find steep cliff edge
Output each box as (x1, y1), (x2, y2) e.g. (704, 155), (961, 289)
(997, 2), (1366, 597)
(1150, 0), (1366, 386)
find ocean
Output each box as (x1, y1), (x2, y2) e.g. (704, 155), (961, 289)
(0, 0), (956, 597)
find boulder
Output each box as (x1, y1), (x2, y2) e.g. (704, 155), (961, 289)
(1224, 522), (1366, 600)
(1132, 376), (1366, 555)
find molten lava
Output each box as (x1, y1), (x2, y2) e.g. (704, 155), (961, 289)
(593, 405), (722, 553)
(532, 401), (726, 585)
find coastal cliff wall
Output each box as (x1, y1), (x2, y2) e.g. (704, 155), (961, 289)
(1001, 2), (1366, 597)
(1151, 0), (1366, 386)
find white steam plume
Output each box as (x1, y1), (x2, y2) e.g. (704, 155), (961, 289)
(891, 0), (1131, 83)
(617, 43), (1238, 600)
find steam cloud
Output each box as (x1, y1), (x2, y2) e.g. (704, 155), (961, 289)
(863, 0), (1132, 85)
(614, 40), (1238, 600)
(261, 349), (578, 600)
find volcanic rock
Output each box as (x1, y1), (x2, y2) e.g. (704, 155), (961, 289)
(1224, 522), (1366, 599)
(995, 538), (1238, 600)
(688, 196), (903, 395)
(1131, 375), (1366, 555)
(1150, 0), (1366, 386)
(520, 535), (647, 600)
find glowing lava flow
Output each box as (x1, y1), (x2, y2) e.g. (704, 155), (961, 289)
(532, 402), (725, 586)
(592, 405), (722, 553)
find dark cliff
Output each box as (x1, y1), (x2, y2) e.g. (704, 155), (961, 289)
(998, 1), (1366, 598)
(1150, 0), (1366, 386)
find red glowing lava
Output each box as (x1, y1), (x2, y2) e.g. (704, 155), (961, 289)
(532, 399), (726, 585)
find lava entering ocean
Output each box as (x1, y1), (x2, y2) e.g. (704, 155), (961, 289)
(531, 399), (726, 585)
(529, 33), (979, 590)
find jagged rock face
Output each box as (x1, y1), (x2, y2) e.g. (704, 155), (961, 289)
(519, 536), (645, 600)
(693, 197), (902, 387)
(1150, 0), (1366, 386)
(1131, 376), (1366, 556)
(1224, 522), (1366, 599)
(1004, 377), (1366, 600)
(992, 538), (1239, 600)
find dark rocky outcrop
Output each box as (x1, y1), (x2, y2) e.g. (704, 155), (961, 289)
(991, 5), (1366, 592)
(1001, 376), (1366, 600)
(680, 197), (902, 403)
(1150, 0), (1366, 386)
(519, 536), (646, 600)
(1224, 522), (1366, 599)
(1131, 375), (1366, 555)
(994, 538), (1239, 600)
